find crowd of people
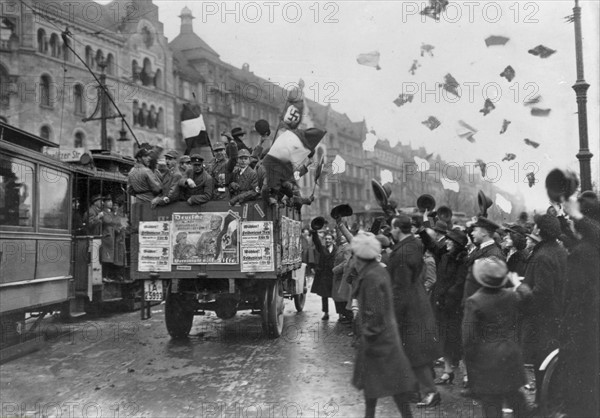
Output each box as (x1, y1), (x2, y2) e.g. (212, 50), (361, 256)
(302, 189), (600, 418)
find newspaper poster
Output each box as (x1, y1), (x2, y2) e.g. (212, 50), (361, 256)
(138, 221), (171, 271)
(240, 221), (274, 272)
(171, 212), (239, 265)
(281, 217), (290, 265)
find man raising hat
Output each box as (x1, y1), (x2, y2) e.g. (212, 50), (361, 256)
(231, 127), (251, 152)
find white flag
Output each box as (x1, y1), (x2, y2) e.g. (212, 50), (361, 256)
(363, 131), (378, 151)
(441, 177), (460, 192)
(380, 169), (393, 185)
(332, 155), (346, 174)
(496, 194), (513, 213)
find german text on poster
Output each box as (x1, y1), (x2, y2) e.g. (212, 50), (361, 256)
(240, 221), (274, 272)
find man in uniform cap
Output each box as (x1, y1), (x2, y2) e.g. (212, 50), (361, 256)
(182, 154), (214, 205)
(206, 139), (238, 199)
(152, 149), (184, 207)
(229, 148), (258, 205)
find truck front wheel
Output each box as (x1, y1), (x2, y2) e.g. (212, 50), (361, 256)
(262, 280), (284, 338)
(165, 290), (193, 339)
(293, 275), (307, 312)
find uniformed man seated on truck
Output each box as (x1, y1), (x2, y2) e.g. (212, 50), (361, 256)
(206, 139), (238, 200)
(182, 154), (214, 205)
(229, 149), (258, 206)
(151, 149), (183, 208)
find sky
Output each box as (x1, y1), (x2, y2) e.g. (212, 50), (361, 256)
(117, 0), (600, 211)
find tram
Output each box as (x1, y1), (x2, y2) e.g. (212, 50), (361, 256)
(0, 121), (139, 357)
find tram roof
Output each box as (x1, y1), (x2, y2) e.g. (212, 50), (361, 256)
(0, 121), (59, 152)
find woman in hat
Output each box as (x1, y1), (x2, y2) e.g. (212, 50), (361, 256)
(520, 214), (568, 406)
(430, 229), (469, 385)
(463, 256), (533, 417)
(351, 232), (416, 418)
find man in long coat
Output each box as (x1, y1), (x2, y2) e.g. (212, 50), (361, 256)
(351, 232), (416, 418)
(520, 214), (567, 406)
(559, 194), (600, 418)
(387, 215), (442, 408)
(310, 229), (337, 320)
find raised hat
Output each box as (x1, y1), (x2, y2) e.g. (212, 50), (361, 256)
(212, 142), (226, 151)
(190, 154), (204, 164)
(255, 119), (271, 136)
(473, 216), (500, 232)
(372, 179), (389, 209)
(445, 229), (468, 248)
(417, 194), (436, 212)
(311, 216), (326, 231)
(330, 204), (353, 219)
(238, 149), (251, 158)
(545, 168), (579, 202)
(473, 256), (508, 289)
(231, 127), (246, 137)
(351, 231), (382, 260)
(477, 190), (493, 217)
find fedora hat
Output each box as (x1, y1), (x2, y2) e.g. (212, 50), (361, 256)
(231, 127), (246, 137)
(477, 190), (493, 217)
(545, 168), (579, 202)
(330, 204), (353, 219)
(473, 256), (508, 288)
(311, 216), (326, 231)
(371, 179), (389, 209)
(417, 194), (436, 212)
(445, 229), (468, 248)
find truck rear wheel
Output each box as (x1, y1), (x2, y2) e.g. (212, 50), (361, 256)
(262, 280), (284, 338)
(165, 290), (193, 339)
(293, 275), (307, 312)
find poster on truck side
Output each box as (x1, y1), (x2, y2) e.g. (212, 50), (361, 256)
(281, 216), (290, 265)
(138, 221), (171, 271)
(171, 212), (239, 265)
(240, 221), (274, 272)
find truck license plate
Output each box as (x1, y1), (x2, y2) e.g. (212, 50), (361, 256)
(144, 280), (163, 301)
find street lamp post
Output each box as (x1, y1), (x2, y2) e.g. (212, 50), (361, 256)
(572, 0), (593, 191)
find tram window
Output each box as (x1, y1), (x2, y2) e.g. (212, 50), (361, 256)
(39, 166), (69, 230)
(0, 157), (33, 227)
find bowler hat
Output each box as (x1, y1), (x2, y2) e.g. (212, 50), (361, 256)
(190, 154), (204, 164)
(231, 127), (246, 137)
(472, 216), (500, 233)
(330, 204), (353, 219)
(255, 119), (271, 136)
(473, 256), (508, 288)
(311, 216), (326, 231)
(417, 194), (436, 212)
(445, 229), (468, 248)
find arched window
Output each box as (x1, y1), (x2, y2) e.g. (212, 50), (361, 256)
(153, 68), (162, 89)
(132, 100), (139, 125)
(106, 53), (114, 75)
(85, 46), (94, 67)
(95, 49), (104, 69)
(148, 105), (156, 129)
(40, 125), (51, 140)
(157, 107), (164, 131)
(74, 131), (85, 148)
(74, 84), (84, 115)
(37, 28), (47, 53)
(132, 60), (140, 82)
(49, 33), (60, 58)
(141, 58), (152, 86)
(40, 74), (52, 107)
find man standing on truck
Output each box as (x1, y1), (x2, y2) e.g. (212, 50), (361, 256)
(182, 154), (214, 205)
(127, 148), (162, 203)
(229, 149), (258, 205)
(206, 139), (238, 200)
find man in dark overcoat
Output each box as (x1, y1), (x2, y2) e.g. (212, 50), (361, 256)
(310, 230), (337, 320)
(463, 256), (533, 417)
(228, 149), (258, 205)
(558, 195), (600, 418)
(387, 215), (442, 408)
(520, 214), (567, 405)
(351, 232), (416, 418)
